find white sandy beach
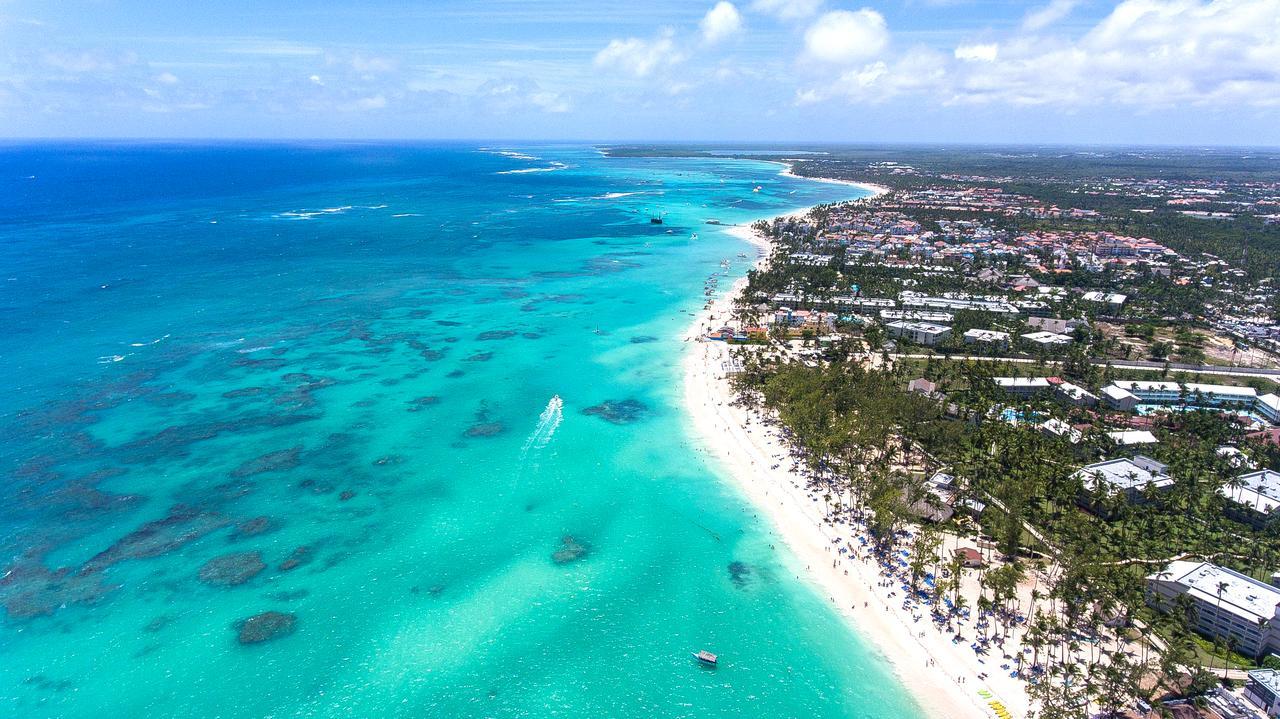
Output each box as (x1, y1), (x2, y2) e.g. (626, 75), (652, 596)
(681, 201), (1034, 719)
(776, 162), (891, 197)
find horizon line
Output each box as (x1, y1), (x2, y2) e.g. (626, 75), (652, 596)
(3, 137), (1280, 151)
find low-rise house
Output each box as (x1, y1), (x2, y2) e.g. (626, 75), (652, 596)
(954, 547), (984, 568)
(907, 378), (939, 397)
(1147, 561), (1280, 659)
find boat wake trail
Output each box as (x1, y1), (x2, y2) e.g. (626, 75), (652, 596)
(513, 395), (563, 492)
(522, 395), (563, 453)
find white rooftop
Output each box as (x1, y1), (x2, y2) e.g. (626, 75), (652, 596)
(1110, 380), (1258, 399)
(1082, 291), (1128, 304)
(1021, 331), (1072, 345)
(1150, 560), (1280, 624)
(1102, 385), (1138, 401)
(1074, 456), (1173, 492)
(963, 328), (1011, 341)
(1056, 381), (1099, 401)
(1222, 470), (1280, 515)
(887, 320), (950, 334)
(1108, 430), (1159, 445)
(994, 377), (1052, 389)
(1250, 669), (1280, 695)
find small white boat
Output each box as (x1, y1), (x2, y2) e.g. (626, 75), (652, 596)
(692, 650), (718, 666)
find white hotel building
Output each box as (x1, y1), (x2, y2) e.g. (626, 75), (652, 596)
(1147, 560), (1280, 659)
(1101, 380), (1280, 425)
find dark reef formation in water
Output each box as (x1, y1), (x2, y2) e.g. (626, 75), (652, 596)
(407, 396), (440, 412)
(198, 551), (266, 587)
(552, 535), (590, 565)
(728, 561), (752, 589)
(231, 516), (277, 541)
(464, 422), (504, 437)
(0, 558), (118, 619)
(116, 413), (318, 464)
(278, 546), (312, 572)
(83, 505), (230, 574)
(476, 330), (516, 341)
(582, 399), (649, 424)
(629, 335), (658, 344)
(230, 447), (302, 478)
(235, 611), (296, 645)
(464, 352), (494, 362)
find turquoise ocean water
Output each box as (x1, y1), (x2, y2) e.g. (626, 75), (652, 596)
(0, 144), (923, 718)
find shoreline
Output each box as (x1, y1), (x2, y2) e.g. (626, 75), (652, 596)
(771, 159), (891, 197)
(681, 183), (1031, 719)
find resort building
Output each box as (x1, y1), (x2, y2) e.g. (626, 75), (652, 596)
(1102, 380), (1258, 408)
(962, 328), (1011, 346)
(1039, 418), (1082, 443)
(885, 321), (951, 347)
(900, 293), (1018, 315)
(1054, 380), (1099, 407)
(1146, 560), (1280, 659)
(1220, 470), (1280, 528)
(1107, 430), (1159, 446)
(993, 376), (1052, 397)
(1081, 291), (1128, 309)
(1020, 331), (1073, 347)
(881, 309), (954, 323)
(1100, 381), (1280, 426)
(1026, 317), (1079, 334)
(1073, 455), (1173, 505)
(1245, 669), (1280, 717)
(1101, 384), (1139, 412)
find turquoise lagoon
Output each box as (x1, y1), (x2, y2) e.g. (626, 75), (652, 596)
(0, 144), (924, 718)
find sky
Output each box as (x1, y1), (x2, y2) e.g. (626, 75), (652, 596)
(0, 0), (1277, 145)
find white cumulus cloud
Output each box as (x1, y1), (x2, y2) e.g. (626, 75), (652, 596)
(701, 2), (744, 43)
(1022, 0), (1080, 31)
(752, 0), (824, 21)
(802, 9), (889, 65)
(594, 28), (683, 77)
(954, 43), (998, 62)
(801, 0), (1280, 110)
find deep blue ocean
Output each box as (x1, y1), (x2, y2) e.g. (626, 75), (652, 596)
(0, 143), (921, 718)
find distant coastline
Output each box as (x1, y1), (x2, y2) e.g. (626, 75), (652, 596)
(774, 161), (891, 198)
